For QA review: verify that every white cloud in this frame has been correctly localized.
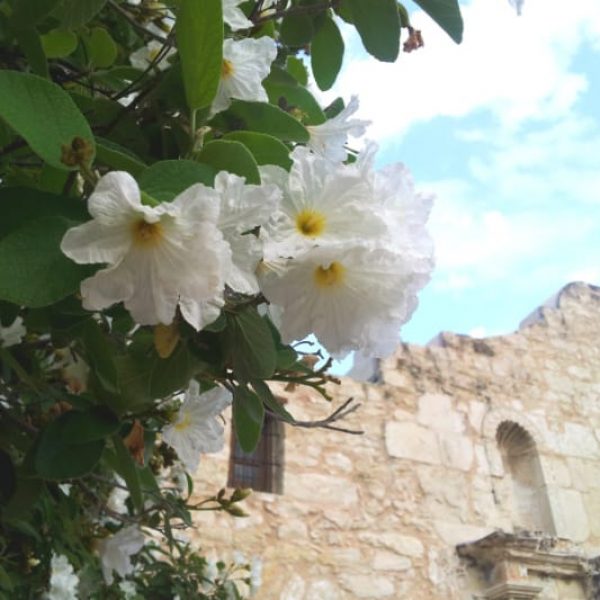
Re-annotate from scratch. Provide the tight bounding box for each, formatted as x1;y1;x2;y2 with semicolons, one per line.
327;0;600;141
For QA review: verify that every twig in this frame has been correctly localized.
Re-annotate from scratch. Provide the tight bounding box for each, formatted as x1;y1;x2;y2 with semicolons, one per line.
252;0;339;24
108;0;167;43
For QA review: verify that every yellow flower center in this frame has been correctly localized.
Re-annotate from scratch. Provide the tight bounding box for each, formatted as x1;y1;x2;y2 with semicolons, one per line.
314;261;346;288
295;209;326;237
222;59;235;79
132;219;164;247
148;47;160;61
174;411;192;432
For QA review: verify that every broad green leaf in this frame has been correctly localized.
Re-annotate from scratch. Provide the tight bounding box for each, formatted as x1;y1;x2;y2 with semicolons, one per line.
0;71;95;170
233;386;264;453
58;406;120;443
264;81;326;125
411;0;463;43
139;160;216;202
0;449;16;504
251;380;294;422
344;0;400;62
82;320;119;393
2;476;43;520
176;0;223;111
311;16;344;91
41;29;78;58
96;137;147;178
286;56;308;85
0;216;93;308
280;14;314;46
225;307;277;382
14;27;48;78
112;434;143;512
150;342;200;398
11;0;62;27
197;140;260;184
82;27;117;69
0;187;88;239
34;415;105;479
0;563;13;591
227;100;309;142
223;131;292;170
53;0;108;28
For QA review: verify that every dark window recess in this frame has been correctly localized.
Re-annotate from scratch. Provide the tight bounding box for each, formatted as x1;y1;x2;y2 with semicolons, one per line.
227;413;284;494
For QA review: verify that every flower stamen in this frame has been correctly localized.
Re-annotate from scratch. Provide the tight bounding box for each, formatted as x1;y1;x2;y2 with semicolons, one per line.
174;411;193;432
132;220;164;246
296;209;326;237
314;261;346;288
221;59;235;79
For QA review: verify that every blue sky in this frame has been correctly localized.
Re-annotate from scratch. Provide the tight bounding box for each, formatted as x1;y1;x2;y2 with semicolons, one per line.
323;0;600;361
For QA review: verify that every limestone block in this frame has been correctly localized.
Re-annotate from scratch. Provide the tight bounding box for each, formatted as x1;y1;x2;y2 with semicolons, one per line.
583;490;600;538
433;521;494;546
324;452;353;473
438;433;474;472
305;580;340;600
280;574;306;600
339;574;395;598
285;473;358;506
548;487;590;542
539;456;572;487
277;520;308;540
385;421;441;464
567;457;600;491
468;401;487;432
358;531;424;557
417;393;465;433
417;465;469;511
559;423;600;459
372;551;412;571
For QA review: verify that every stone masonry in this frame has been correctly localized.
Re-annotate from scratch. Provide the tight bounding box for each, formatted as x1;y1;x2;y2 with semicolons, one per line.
191;282;600;599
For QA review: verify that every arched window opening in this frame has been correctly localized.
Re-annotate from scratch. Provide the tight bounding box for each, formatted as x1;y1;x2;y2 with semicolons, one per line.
496;421;555;534
227;413;285;494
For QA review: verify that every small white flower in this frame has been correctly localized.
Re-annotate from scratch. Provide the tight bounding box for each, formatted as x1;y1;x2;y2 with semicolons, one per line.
99;526;145;585
260;147;386;257
223;0;253;30
58;484;72;496
162;381;232;473
118;580;137;599
130;40;175;71
213;171;281;294
55;349;89;394
61;172;231;331
260;244;431;357
211;37;277;116
306;96;370;162
0;316;25;347
47;553;79;600
249;557;262;595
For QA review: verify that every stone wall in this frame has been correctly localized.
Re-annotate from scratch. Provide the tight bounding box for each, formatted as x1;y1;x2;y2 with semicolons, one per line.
190;282;600;599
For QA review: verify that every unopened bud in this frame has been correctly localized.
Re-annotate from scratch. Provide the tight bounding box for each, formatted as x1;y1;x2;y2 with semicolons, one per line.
154;322;180;358
227;505;249;518
231;487;252;503
60;136;94;168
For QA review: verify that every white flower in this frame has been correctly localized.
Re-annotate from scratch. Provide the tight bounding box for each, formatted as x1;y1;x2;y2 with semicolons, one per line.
223;0;253;30
249;557;262;595
260;147;386;258
0;316;25;347
47;553;79;600
61;172;230;331
99;526;145;585
55;349;89;394
260;244;431;357
211;37;277;116
306;96;370;162
162;381;232;473
118;581;137;599
213;171;281;294
130;40;175;71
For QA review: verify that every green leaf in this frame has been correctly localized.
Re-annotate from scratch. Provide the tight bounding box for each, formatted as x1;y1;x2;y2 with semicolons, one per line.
0;187;88;239
226;100;309;142
233;386;264;453
280;14;314;46
14;27;48;78
150;342;199;398
82;27;117;69
82;320;119;393
0;216;93;308
176;0;223;111
112;434;143;513
311;16;344;91
197;140;260;184
411;0;463;43
58;406;120;443
264;80;326;125
0;71;95;170
53;0;108;28
95;137;147;178
139;160;216;202
286;56;308;85
0;563;13;591
34;416;105;479
344;0;400;62
225;307;277;382
12;0;62;27
223;131;292;170
2;476;43;520
251;379;294;422
0;449;16;505
41;29;78;58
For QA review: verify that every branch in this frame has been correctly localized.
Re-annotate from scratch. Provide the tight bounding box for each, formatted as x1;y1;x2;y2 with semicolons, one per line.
108;0;167;43
252;0;339;24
